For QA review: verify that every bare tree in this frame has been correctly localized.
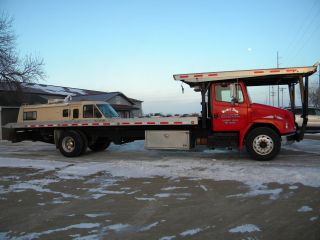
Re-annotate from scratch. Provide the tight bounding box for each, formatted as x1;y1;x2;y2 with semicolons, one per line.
309;87;320;107
0;14;45;89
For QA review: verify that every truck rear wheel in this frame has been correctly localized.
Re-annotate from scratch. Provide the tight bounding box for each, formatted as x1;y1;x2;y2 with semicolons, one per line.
89;138;111;152
58;130;84;157
246;127;281;161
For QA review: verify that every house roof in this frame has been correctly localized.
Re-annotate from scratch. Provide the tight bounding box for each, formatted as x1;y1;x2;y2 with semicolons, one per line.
111;104;139;110
0;82;105;96
0;82;143;104
71;92;135;105
129;97;143;103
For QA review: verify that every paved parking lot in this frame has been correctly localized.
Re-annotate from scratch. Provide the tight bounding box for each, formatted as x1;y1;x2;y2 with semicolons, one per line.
0;138;320;240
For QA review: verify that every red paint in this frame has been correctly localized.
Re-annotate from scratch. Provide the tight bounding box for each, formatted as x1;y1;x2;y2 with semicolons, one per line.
180;75;188;78
270;70;280;73
147;122;155;124
194;74;203;78
254;70;264;74
134;122;143;125
211;82;295;149
160;122;169;124
121;122;130;125
286;69;296;72
208;73;218;76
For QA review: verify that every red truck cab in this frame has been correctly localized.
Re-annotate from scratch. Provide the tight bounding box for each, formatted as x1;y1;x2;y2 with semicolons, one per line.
211;81;295;157
174;64;317;160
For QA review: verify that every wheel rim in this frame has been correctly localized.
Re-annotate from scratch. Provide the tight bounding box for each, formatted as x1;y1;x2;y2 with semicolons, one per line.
62;136;76;153
252;134;274;155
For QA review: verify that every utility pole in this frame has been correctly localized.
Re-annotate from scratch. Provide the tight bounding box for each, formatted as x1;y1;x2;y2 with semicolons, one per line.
271;86;275;106
277;51;280;107
280;87;285;107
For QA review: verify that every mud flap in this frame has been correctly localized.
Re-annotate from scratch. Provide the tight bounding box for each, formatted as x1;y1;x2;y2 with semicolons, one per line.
54;129;63;149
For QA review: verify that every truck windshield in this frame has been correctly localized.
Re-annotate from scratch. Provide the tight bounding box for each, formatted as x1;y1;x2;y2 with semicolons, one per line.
97;104;119;118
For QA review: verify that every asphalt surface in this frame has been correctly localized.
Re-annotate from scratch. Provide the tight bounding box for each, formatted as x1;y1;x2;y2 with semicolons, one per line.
0;137;319;240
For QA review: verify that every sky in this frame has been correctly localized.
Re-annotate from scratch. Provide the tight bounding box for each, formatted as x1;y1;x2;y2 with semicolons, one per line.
2;0;320;114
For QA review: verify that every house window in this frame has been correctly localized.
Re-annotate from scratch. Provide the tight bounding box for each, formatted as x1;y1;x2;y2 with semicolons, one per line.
73;109;79;118
62;109;69;117
23;111;37;120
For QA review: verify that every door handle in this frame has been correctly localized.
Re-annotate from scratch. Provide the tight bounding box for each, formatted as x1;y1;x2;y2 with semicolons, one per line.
213;113;218;119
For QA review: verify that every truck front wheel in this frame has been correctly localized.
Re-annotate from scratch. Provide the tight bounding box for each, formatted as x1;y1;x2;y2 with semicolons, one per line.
246;127;281;161
58;130;84;157
89;138;111;152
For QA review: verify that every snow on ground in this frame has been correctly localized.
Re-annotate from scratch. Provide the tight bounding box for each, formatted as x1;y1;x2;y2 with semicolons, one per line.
0;153;320;196
297;206;313;212
0;158;69;171
13;223;100;239
229;224;261;233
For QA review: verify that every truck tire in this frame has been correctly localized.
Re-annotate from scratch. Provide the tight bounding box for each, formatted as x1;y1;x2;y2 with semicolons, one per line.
246;127;281;161
58;130;84;157
89;138;111;152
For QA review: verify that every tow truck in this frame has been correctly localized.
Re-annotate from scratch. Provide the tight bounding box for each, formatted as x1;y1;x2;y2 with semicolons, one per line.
3;63;318;160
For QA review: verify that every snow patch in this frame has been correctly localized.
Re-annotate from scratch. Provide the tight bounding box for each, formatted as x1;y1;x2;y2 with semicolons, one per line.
85;213;110;218
228;187;283;200
159;236;176;240
1;179;77;199
199;185;208;192
155;193;191;198
103;223;130;233
73;234;99;240
18;223;100;239
229;224;261;233
180;228;203;236
161;186;188;191
139;222;159;232
297;206;313;212
310;216;318;221
289;185;299;190
135;197;156;201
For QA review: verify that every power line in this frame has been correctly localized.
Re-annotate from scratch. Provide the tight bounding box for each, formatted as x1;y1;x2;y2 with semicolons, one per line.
287;5;320;60
291;20;320;61
284;0;318;56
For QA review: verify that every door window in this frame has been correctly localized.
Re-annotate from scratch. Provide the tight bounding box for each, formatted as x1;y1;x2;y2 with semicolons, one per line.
62;109;69;118
23;111;37;120
215;84;244;103
73;109;79;118
83;105;102;118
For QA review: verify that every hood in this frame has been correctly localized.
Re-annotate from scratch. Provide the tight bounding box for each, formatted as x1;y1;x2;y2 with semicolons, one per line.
251;103;295;128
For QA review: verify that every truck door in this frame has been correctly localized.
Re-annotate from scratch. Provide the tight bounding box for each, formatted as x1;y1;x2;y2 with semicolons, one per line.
211;82;248;132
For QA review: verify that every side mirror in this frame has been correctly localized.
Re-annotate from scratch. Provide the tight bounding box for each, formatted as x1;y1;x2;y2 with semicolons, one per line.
231;97;238;106
230;84;238;105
